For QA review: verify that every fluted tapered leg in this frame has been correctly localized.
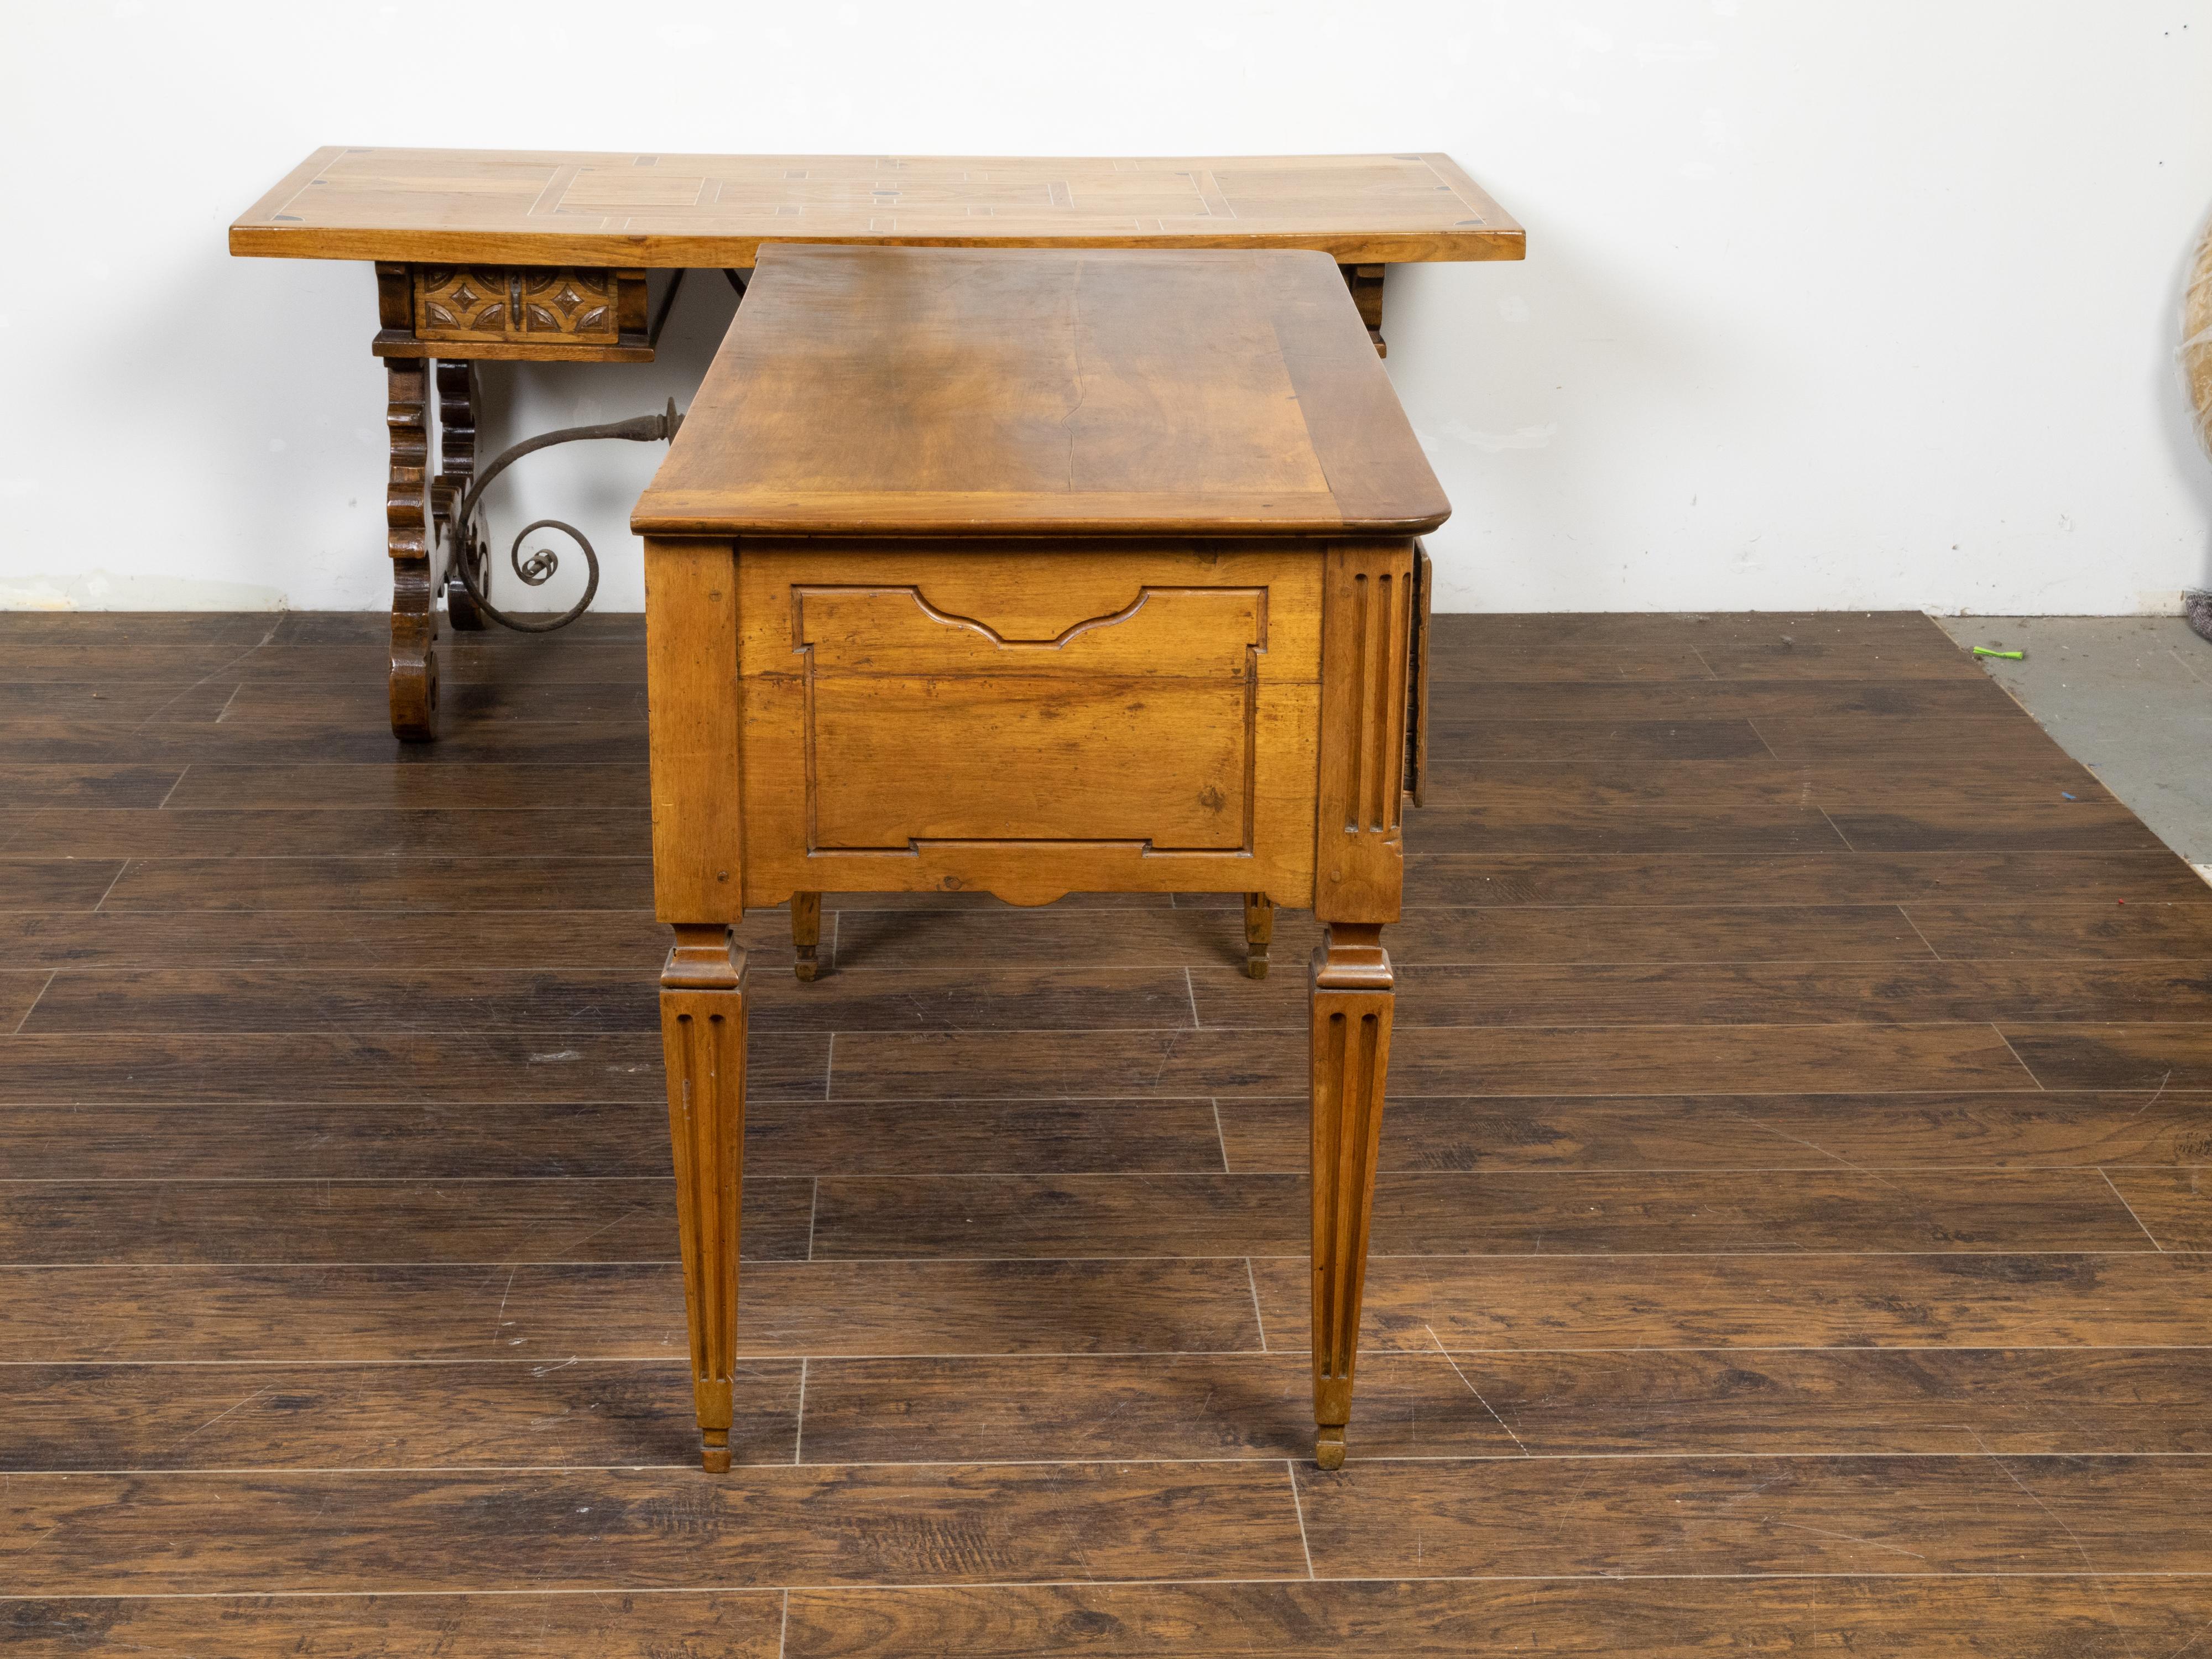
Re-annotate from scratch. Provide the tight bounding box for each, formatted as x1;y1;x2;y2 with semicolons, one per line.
660;924;747;1472
1309;923;1393;1470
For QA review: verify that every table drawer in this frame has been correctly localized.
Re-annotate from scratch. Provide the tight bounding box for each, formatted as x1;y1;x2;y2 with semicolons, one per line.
733;544;1322;906
415;267;630;341
373;264;655;363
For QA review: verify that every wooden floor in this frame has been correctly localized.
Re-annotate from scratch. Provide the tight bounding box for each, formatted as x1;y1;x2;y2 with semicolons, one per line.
3;609;2211;1655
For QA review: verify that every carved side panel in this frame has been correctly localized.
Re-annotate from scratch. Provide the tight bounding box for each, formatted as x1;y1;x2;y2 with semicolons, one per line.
733;544;1323;907
1313;541;1415;922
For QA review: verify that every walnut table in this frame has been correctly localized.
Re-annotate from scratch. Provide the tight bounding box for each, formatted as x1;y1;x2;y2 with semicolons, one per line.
630;243;1448;1471
229;148;1518;739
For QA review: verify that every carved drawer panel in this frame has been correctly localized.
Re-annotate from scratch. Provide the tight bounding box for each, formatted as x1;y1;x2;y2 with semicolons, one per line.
415;267;620;342
733;545;1323;907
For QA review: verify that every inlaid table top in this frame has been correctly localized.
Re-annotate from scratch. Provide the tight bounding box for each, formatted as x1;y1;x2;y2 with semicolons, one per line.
630;244;1449;540
229;148;1524;267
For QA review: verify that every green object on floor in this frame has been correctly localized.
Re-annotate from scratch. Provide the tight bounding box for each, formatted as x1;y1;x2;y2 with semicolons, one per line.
1972;647;2025;660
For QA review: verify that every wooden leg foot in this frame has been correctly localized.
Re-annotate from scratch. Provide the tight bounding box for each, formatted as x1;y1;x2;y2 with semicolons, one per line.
388;633;437;742
1311;923;1393;1474
1242;891;1274;979
661;924;747;1475
445;581;486;632
791;891;821;981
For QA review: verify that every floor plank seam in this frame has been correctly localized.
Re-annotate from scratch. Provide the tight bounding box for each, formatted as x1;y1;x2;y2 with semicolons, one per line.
26;1160;2209;1180
1968;1427;2143;1640
127;640;275;733
792;1358;807;1466
88;859;132;912
24;951;2212;972
10;970;53;1035
5;1085;2210;1106
14;1341;2212;1367
1989;1025;2052;1091
2100;1170;2166;1251
1423;1322;1530;1456
13;1571;2212;1603
3;1246;2202;1266
1286;1459;1316;1579
17;1452;2212;1478
1892;905;1946;959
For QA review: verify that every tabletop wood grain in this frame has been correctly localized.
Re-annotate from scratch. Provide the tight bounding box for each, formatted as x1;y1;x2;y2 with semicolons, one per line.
630;245;1449;538
229;148;1524;266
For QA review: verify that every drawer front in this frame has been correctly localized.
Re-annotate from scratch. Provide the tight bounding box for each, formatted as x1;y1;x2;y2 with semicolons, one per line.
735;545;1321;907
413;267;626;343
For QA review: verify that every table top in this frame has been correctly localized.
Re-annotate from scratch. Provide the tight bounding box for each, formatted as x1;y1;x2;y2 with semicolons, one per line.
229;148;1522;267
630;244;1449;541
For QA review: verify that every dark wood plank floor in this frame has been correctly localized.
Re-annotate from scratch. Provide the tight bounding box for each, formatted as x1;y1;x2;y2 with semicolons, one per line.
4;609;2210;1656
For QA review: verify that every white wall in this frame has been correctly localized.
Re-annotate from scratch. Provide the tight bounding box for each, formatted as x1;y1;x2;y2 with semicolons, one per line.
3;1;2209;616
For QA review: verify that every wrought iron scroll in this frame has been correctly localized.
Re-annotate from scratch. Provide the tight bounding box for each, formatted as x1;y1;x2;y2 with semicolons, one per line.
441;400;684;633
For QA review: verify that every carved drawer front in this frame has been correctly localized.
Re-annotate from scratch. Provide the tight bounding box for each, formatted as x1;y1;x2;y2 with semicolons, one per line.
414;268;620;342
735;547;1323;907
